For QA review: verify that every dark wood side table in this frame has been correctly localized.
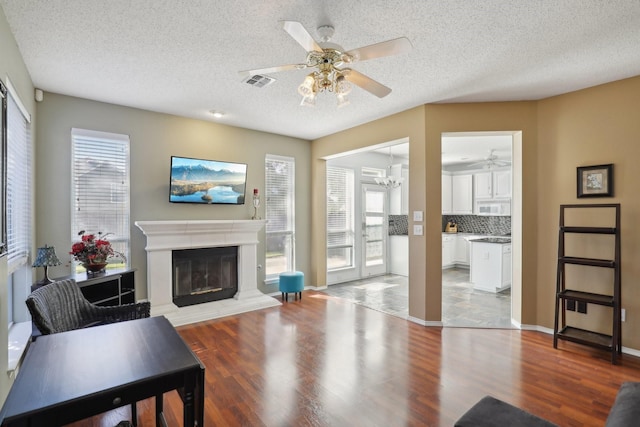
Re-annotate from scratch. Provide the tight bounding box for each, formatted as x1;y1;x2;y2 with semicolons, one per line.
33;268;136;306
0;316;205;426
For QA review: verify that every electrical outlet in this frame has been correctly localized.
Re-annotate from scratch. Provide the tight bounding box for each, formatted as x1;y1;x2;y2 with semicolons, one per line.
622;308;626;322
577;301;587;314
566;300;576;311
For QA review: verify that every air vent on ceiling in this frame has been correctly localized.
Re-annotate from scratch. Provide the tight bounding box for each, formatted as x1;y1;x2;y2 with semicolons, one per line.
243;74;276;88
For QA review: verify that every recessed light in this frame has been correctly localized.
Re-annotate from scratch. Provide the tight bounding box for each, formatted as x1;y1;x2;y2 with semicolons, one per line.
209;110;224;118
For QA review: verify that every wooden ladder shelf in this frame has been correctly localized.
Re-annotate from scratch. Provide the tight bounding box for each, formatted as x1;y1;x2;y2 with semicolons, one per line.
553;203;621;364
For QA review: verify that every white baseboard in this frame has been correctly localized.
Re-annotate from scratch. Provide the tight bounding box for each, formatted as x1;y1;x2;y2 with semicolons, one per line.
519;324;640;357
408;316;443;327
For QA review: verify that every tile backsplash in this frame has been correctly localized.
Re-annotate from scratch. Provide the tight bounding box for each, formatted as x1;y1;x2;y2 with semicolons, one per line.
388;215;408;235
442;215;511;235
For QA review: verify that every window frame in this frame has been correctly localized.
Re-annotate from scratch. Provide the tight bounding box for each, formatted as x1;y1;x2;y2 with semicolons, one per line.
326;166;355;271
6;83;32;275
4;78;33;333
265;154;295;280
0;80;7;257
71;128;131;271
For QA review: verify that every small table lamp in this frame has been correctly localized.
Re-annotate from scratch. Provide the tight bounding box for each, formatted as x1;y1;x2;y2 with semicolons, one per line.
32;245;62;285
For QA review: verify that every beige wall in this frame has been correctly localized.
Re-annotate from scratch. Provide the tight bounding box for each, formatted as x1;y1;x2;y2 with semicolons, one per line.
312;103;538;323
0;6;35;402
537;76;640;349
424;102;538;324
312;78;640;351
312;106;429;319
35;93;311;299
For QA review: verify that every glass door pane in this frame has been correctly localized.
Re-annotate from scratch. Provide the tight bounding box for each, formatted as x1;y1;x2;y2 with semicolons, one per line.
362;184;387;276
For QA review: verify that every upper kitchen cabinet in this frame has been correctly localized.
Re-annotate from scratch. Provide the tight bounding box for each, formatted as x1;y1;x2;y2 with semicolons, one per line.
442;173;452;214
451;174;473;214
442;172;472;215
493;170;511;198
474;172;492;199
473;170;511;200
390;164;409;215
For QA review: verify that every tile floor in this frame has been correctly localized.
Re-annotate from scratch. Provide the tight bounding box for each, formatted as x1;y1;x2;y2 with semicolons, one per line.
320;267;513;328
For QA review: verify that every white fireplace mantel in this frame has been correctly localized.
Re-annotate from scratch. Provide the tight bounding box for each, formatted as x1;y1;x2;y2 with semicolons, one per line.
135;219;280;326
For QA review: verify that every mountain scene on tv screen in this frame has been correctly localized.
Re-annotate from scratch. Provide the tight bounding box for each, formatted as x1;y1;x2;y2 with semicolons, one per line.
170;161;246;204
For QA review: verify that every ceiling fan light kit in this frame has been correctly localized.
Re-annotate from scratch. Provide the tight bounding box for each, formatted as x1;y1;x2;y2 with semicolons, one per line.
240;21;412;107
297;68;353;108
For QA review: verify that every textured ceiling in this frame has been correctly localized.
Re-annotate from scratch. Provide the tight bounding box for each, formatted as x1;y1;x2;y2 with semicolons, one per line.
2;1;640;140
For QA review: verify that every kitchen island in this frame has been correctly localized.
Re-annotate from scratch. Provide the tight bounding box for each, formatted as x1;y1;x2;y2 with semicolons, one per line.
469;237;511;293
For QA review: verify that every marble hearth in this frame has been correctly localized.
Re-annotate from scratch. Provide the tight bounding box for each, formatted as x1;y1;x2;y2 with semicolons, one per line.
135;220;280;326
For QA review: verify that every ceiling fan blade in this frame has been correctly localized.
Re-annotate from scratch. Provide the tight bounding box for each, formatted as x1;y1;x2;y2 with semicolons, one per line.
281;21;323;53
239;63;306;77
346;37;412;62
467;159;511;168
342;69;392;98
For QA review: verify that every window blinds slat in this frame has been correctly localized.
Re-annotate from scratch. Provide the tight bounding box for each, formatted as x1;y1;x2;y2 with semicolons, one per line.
265;155;295;277
265;157;295;233
326;166;355;270
71;130;131;265
6;93;31;272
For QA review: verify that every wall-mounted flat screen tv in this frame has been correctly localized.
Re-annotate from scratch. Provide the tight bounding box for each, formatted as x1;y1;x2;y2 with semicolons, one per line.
170;156;247;205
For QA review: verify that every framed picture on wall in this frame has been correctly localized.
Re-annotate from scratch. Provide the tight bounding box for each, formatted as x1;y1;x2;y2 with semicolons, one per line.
577;163;614;198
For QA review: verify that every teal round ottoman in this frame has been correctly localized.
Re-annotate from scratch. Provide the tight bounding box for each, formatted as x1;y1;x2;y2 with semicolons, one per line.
279;271;304;302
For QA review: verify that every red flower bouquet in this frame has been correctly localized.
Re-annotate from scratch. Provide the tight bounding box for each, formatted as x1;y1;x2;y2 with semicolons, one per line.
70;231;115;269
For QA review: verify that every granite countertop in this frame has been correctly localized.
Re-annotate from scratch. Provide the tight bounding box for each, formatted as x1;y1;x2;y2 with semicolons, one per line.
470;237;511;244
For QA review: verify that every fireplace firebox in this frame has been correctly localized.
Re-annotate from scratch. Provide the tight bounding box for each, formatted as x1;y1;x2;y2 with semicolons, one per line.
172;246;238;307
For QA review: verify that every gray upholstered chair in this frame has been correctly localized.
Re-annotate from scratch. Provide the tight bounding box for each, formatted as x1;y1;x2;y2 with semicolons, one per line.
26;279;150;336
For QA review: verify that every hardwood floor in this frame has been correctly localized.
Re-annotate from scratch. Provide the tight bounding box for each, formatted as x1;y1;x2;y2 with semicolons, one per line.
67;291;640;426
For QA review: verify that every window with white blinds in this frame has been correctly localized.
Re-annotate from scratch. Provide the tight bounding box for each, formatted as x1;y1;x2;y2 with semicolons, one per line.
6;91;32;273
327;166;355;271
0;81;6;257
71;128;130;269
265;154;295;278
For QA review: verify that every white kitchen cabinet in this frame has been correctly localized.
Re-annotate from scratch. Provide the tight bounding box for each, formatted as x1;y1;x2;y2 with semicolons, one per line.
474;172;492;199
442;234;455;268
493;170;511;198
442;173;452;214
401;167;409;214
473;170;511;200
453;234;470;265
390;164;409;215
501;245;512;288
389;164;409;215
470;241;512;292
389;235;408;276
451;174;473;214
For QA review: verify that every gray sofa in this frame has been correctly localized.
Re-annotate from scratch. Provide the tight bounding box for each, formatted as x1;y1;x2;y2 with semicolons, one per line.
455;382;640;427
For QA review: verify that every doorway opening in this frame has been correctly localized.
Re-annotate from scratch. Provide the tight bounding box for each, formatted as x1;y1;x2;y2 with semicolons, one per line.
322;138;410;319
441;131;522;328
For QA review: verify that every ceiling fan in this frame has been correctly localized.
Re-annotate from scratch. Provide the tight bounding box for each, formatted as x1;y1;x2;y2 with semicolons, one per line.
239;21;412;106
469;149;512;169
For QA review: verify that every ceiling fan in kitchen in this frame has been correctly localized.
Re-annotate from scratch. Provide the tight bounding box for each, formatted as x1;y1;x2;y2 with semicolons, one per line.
469;149;512;169
239;21;412;107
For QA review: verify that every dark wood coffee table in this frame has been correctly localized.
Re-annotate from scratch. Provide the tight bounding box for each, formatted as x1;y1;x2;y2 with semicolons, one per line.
0;316;204;426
